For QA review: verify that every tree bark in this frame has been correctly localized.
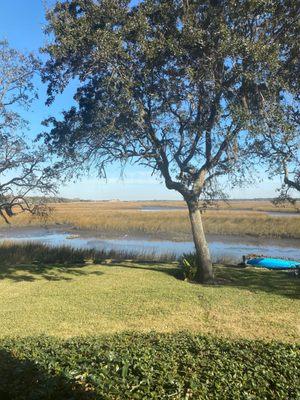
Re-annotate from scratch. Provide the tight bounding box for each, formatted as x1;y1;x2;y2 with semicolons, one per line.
187;201;214;283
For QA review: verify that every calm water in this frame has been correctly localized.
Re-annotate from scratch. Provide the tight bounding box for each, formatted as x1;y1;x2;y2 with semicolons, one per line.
1;229;299;262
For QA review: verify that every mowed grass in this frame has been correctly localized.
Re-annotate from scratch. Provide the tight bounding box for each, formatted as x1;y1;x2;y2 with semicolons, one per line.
1;257;299;342
1;200;300;239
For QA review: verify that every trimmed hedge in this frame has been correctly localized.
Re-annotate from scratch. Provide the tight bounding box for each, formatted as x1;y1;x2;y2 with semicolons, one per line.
0;333;299;399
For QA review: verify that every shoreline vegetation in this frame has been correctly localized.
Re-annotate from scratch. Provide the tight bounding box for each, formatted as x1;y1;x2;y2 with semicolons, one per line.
0;242;177;265
1;200;300;240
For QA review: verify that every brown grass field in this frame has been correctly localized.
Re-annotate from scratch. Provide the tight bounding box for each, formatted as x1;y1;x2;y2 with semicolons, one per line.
1;200;300;240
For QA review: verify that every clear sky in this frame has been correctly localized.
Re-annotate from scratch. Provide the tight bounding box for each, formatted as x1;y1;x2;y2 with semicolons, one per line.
1;0;283;200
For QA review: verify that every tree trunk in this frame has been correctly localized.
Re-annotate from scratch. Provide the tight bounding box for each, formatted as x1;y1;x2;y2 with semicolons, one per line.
187;201;214;283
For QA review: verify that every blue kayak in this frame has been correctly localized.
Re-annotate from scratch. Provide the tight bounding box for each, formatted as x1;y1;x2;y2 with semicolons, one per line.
246;257;300;270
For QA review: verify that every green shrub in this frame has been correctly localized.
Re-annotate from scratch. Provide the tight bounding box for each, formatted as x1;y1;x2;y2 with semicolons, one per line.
0;333;298;400
180;252;198;281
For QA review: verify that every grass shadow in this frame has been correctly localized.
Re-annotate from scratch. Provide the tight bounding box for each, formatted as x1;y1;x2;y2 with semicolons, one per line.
0;242;176;282
104;260;184;280
214;265;300;300
0;262;104;282
104;260;299;300
0;349;95;399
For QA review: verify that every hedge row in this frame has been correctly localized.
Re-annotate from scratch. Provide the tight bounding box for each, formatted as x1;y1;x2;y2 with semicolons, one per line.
0;333;299;399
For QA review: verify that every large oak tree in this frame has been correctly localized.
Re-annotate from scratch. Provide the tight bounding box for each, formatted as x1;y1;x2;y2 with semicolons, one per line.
42;0;298;282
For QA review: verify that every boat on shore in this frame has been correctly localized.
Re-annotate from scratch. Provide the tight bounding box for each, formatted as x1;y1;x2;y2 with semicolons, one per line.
246;257;300;270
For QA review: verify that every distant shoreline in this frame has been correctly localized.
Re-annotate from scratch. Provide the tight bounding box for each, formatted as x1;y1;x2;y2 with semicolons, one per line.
1;200;299;240
1;224;300;249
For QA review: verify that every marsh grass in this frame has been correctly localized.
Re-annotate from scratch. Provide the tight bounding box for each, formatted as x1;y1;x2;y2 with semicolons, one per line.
0;243;298;341
1;200;300;239
0;242;88;265
0;242;176;266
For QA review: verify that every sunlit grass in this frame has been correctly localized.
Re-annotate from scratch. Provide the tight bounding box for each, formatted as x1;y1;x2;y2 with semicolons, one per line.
0;249;298;342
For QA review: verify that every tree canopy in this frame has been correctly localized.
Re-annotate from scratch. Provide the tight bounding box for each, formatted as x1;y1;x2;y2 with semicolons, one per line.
42;0;299;282
0;41;56;222
255;102;299;204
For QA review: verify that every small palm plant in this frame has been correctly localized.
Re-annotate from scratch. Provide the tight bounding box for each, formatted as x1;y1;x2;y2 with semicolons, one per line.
180;253;199;281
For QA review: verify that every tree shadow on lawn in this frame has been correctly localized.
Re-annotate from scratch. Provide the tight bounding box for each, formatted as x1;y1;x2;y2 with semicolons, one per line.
105;260;184;280
2;258;298;300
106;261;299;300
0;262;104;283
0;349;95;400
213;265;300;300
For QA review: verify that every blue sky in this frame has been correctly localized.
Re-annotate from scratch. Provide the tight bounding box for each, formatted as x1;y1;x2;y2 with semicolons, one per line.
1;0;282;200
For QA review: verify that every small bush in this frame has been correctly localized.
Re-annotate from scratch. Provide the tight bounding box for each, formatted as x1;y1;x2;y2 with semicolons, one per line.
0;333;298;400
180;252;198;280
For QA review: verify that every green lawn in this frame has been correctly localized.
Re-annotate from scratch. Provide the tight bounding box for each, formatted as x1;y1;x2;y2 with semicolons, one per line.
0;259;299;342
